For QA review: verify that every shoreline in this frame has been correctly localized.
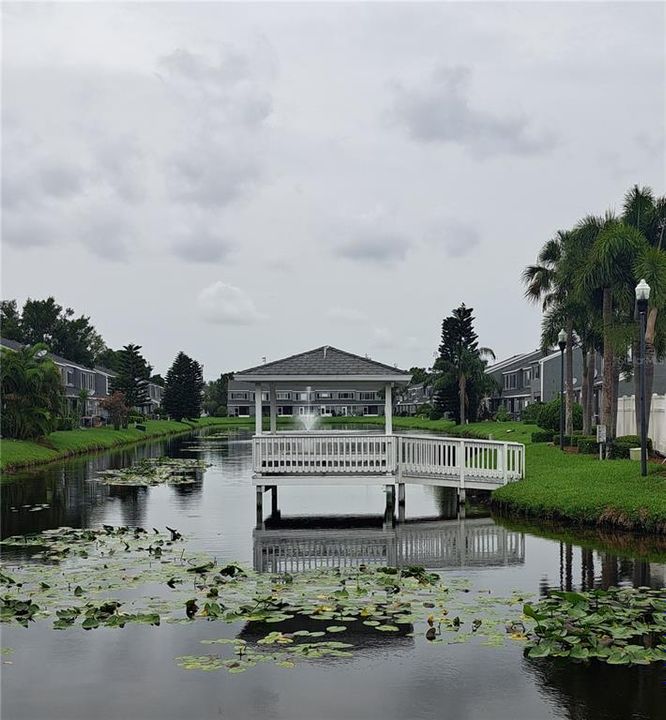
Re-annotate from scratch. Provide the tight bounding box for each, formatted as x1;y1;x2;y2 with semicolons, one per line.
0;417;255;474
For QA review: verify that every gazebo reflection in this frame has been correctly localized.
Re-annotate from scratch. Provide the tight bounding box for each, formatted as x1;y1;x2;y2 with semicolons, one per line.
252;514;526;573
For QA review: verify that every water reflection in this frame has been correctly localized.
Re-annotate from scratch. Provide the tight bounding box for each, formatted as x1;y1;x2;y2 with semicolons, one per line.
253;515;525;573
2;427;666;720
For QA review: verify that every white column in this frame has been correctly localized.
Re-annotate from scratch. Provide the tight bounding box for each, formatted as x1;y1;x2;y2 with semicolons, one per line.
269;384;277;433
385;383;393;435
254;383;263;435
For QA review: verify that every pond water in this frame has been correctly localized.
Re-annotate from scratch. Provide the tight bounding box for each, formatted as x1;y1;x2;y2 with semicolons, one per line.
1;427;665;720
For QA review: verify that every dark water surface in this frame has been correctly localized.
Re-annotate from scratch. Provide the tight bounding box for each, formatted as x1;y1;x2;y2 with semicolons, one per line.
1;427;665;720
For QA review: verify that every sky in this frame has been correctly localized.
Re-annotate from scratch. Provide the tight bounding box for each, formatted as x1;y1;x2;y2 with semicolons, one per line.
2;1;664;379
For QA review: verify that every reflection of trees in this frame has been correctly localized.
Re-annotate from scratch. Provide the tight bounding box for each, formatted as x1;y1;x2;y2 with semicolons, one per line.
525;656;665;720
107;485;148;528
171;468;204;498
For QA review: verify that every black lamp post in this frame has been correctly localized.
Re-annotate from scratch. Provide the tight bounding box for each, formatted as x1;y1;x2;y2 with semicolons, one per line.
635;279;650;477
558;329;567;450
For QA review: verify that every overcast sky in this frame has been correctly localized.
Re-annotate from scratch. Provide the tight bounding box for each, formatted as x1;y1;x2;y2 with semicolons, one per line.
2;1;664;378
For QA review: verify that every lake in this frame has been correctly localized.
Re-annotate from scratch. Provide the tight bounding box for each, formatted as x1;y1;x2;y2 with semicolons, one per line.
1;427;664;720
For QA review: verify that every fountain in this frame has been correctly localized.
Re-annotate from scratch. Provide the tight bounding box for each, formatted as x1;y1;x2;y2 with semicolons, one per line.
300;385;319;432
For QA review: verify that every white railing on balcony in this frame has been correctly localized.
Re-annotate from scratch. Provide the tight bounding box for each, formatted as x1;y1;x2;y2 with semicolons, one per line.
398;435;524;483
253;433;524;484
253;433;396;475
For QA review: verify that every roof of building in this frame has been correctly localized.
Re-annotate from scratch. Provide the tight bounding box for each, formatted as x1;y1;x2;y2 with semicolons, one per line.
234;345;411;382
486;349;543;374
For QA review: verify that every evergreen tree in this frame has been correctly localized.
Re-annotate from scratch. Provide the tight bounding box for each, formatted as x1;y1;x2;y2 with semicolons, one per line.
163;352;205;421
433;304;495;424
202;372;233;416
111;344;151;409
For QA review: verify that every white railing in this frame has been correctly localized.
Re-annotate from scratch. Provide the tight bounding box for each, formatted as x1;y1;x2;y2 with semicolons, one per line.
253;433;396;474
398;435;524;484
252;433;524;484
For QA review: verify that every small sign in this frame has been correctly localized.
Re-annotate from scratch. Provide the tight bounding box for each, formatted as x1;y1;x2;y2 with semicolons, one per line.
596;425;607;444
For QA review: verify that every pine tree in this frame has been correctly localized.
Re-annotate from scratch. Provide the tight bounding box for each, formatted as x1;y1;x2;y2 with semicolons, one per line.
111;344;150;409
163;352;205;421
433;304;495;424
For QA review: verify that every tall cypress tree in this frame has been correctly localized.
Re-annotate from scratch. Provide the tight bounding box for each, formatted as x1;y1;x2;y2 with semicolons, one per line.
163;352;204;421
111;344;150;409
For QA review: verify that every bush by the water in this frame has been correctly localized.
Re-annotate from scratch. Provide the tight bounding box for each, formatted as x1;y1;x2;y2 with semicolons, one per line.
536;398;583;433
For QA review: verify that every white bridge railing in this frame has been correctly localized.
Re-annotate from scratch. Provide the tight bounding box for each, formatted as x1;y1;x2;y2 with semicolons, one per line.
252;433;524;484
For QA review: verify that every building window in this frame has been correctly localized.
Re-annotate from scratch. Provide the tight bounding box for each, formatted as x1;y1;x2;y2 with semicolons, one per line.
237;406;250;417
230;392;248;400
65;369;75;387
523;369;531;385
277;406;293;416
363;405;379;416
534;364;541;379
81;373;95;391
316;392;332;400
337;391;354;400
276;392;291;400
359;392;376;401
297;392;310;401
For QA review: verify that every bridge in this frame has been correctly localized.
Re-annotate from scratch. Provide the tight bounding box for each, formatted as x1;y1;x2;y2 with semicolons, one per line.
253;515;526;573
253;433;524;525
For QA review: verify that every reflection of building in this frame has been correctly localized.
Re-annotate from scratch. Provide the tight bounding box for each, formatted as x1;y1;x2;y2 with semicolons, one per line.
253;516;525;573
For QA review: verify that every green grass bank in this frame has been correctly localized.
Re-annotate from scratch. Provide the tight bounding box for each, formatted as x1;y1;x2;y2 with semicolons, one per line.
0;417;254;473
328;416;666;534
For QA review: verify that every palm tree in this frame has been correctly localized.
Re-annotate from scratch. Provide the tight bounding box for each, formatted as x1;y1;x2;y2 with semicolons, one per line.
523;230;579;435
1;343;63;439
578;213;647;442
623;186;666;430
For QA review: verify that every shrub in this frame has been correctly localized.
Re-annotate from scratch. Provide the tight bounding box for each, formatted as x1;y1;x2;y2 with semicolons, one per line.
551;433;583;447
531;430;553;443
213;405;228;417
56;416;77;431
607;435;653;460
521;402;543;425
537;398;583;432
494;406;511;422
577;435;599;454
128;412;144;424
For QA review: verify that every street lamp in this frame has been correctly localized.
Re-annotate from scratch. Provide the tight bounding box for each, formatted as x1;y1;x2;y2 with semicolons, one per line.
636;279;651;477
558;329;567;451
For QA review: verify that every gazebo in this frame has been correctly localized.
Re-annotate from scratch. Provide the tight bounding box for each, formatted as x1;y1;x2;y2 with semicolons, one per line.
233;345;525;526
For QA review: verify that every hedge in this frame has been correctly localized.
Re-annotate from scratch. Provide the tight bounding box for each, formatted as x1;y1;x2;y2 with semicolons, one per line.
531;430;553;443
608;435;653;460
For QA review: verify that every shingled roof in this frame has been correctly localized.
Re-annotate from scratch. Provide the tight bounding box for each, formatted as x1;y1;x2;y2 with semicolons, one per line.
234;346;410;382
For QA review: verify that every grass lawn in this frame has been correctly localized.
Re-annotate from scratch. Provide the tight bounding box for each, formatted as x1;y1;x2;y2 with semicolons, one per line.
331;416;666;534
0;417;254;473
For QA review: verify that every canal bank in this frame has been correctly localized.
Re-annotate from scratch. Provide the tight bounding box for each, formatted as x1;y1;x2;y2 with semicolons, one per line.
324;417;666;536
0;417;254;473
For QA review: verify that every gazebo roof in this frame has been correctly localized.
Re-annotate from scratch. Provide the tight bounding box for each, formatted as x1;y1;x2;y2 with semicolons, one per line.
234;345;411;383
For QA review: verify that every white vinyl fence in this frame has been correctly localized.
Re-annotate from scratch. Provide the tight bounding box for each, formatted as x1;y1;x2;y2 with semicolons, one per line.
616;394;666;454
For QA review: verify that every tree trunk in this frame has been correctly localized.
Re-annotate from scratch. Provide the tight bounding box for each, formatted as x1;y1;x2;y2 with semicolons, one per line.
601;287;615;441
565;319;574;435
581;348;589;435
586;347;596;431
645;306;657;435
611;359;620;441
459;373;466;426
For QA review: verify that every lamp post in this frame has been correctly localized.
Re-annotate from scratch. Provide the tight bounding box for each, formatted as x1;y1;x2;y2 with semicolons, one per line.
558;329;567;450
635;279;650;477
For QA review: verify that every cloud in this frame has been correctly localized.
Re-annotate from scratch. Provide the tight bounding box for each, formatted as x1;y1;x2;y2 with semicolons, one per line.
424;219;481;258
172;226;234;263
326;306;368;323
370;327;419;355
77;206;132;261
391;65;556;157
198;282;266;325
331;209;410;265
